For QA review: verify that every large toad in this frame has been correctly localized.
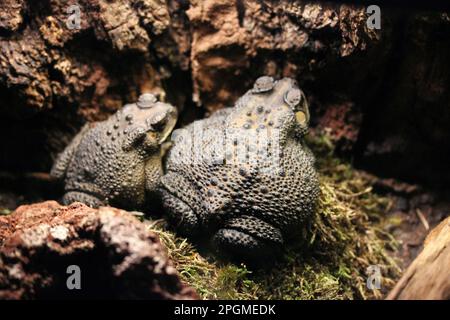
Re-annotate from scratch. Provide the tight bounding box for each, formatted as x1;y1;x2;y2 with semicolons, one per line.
51;93;177;210
160;77;319;261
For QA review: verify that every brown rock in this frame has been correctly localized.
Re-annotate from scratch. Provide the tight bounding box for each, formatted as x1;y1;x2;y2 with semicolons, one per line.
0;0;24;32
187;0;379;111
387;216;450;300
0;0;171;119
0;201;198;299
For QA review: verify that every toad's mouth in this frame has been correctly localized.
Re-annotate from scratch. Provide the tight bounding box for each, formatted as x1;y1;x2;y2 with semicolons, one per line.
159;113;178;143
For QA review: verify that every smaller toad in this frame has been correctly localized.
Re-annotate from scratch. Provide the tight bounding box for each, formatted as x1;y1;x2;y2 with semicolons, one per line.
51;93;178;210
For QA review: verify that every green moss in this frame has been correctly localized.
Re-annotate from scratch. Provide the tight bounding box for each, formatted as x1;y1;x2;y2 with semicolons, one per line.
147;131;401;300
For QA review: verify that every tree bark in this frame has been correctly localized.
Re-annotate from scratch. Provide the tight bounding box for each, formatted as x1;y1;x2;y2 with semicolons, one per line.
387;216;450;300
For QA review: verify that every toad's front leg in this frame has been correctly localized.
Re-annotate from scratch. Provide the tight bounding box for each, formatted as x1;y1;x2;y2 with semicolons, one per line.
62;191;104;208
212;215;284;263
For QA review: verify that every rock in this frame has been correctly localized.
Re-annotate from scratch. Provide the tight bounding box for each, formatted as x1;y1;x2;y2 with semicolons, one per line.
387;216;450;300
0;0;172;119
0;201;198;299
0;0;24;32
187;0;379;111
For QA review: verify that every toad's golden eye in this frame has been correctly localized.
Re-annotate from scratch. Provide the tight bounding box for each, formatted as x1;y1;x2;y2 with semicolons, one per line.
295;111;307;125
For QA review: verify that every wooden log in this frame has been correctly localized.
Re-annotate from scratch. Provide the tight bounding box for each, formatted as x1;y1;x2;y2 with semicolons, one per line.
387;216;450;300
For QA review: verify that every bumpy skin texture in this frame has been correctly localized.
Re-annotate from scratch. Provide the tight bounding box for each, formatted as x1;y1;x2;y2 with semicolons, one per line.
160;77;319;262
51;94;177;210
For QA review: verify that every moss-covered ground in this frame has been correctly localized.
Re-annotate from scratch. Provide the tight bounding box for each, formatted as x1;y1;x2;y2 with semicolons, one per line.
147;131;401;300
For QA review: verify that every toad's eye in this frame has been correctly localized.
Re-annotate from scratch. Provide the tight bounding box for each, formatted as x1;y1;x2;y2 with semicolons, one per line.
147;113;168;131
284;88;302;107
295;111;307;126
